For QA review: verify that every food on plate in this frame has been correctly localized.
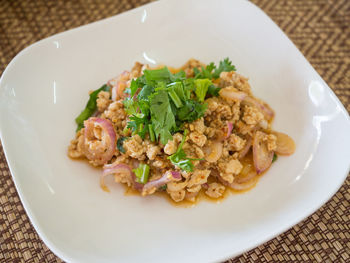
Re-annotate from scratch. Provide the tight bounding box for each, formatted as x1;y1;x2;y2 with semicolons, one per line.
68;58;295;203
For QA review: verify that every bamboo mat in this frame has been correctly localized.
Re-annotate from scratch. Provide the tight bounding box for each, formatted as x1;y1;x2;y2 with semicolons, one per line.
0;0;349;262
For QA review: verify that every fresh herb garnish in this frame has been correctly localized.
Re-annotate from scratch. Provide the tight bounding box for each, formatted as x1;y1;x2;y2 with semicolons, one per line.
207;84;221;97
194;57;236;80
194;79;212;102
133;163;150;184
123;58;236;145
168;130;195;172
159;185;167;191
75;84;110;131
272;153;278;163
117;137;128;153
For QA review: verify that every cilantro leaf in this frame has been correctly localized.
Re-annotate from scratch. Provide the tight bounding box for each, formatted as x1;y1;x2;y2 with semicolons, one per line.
137;85;154;101
207;84;221;97
194;79;211;102
168;130;194;172
123;97;139;115
149;88;176;144
127;114;149;139
212;58;236;79
177;100;207;122
144;67;173;85
193;58;236;80
117;137;128;153
194;63;216;79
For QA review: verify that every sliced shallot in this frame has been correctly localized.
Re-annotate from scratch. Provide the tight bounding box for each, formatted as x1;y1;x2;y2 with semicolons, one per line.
142;171;181;196
243;96;274;120
218;172;258;191
219;87;247;102
83;117;116;165
238;136;252;159
253;131;274;174
235;170;257;184
108;71;130;101
204;141;223;163
225;122;233;139
229;178;258;191
272;131;296;155
101;163;132;192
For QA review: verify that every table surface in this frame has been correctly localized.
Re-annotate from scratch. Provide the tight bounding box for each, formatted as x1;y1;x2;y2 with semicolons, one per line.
0;0;349;262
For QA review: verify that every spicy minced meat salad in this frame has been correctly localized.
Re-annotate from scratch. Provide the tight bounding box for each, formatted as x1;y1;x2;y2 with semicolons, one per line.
68;58;295;203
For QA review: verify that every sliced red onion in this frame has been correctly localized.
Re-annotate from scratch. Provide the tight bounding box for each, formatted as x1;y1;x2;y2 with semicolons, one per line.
101;163;132;192
228;179;258;191
204;141;223;163
234;171;257;184
224;122;233;140
243;97;274;120
253;131;274;174
83;117;116;165
219;88;247;101
142;171;181;196
109;71;131;101
217;173;258;191
111;81;127;101
238;137;252;159
272;131;296;155
202;183;209;189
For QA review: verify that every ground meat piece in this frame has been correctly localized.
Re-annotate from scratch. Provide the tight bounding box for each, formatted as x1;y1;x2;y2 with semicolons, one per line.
219;71;252;95
114;172;132;187
123;135;145;160
164;140;177;155
225;158;243;175
231;101;241;123
187;184;201;193
205;127;216;138
168;189;186;202
192;118;205;133
181;59;205;77
173;133;183;143
227;134;246;151
130;62;143;78
216;103;232;119
163;133;183;155
242;105;264;125
189;131;207;147
167;181;188;192
205;183;225;198
235;120;256;136
263;133;277;151
146;144;160;160
96;91;111;112
104;101;127;130
152;158;167;168
205;97;219;114
194;145;205;159
181;171;191;179
218;158;243;183
68;130;84;158
187;169;211;187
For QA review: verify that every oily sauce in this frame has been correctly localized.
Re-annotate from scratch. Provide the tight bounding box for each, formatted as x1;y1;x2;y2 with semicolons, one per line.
123;152;267;208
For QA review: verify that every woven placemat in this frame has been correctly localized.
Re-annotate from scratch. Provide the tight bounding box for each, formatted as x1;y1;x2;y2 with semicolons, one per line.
0;0;349;262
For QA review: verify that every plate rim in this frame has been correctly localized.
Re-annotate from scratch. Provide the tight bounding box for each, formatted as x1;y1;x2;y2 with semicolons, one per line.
0;0;349;262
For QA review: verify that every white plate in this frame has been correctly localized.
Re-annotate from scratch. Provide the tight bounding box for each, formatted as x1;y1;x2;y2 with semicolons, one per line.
0;0;349;262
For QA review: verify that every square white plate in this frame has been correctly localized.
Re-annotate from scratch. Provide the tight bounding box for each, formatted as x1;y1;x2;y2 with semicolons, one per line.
0;0;349;262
